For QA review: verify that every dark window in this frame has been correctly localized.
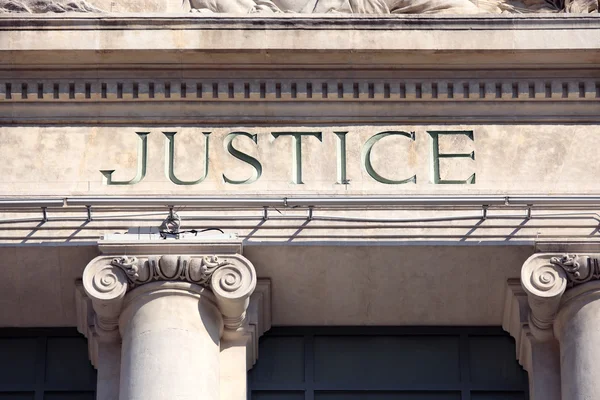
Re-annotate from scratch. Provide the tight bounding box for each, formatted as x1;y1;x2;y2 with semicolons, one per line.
248;327;528;400
0;329;96;400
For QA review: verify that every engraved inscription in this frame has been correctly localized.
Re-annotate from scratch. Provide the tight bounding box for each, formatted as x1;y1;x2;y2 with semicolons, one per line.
100;129;476;186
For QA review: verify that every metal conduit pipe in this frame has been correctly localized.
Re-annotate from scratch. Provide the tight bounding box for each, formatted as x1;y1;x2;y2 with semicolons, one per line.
285;196;508;207
0;210;600;230
510;196;600;205
66;197;285;207
64;195;509;207
0;199;64;208
61;195;600;208
3;195;600;210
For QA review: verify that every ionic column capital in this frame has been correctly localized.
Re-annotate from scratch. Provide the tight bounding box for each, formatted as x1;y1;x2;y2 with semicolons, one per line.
84;253;256;329
521;252;600;341
76;252;259;368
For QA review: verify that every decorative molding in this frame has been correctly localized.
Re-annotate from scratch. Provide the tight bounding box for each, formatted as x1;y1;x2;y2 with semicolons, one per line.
1;79;599;103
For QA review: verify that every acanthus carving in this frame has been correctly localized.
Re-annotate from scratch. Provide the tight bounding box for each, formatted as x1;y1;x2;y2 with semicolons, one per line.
550;254;600;287
110;254;230;288
82;253;257;337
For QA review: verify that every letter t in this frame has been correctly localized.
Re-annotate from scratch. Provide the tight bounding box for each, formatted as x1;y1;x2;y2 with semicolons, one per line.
271;132;323;184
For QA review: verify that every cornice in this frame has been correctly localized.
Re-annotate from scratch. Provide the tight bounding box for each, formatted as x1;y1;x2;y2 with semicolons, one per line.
2;14;600;56
3;16;599;71
1;14;600;31
2;14;598;122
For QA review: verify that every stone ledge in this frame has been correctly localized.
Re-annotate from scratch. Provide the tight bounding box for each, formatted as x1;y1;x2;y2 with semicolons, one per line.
1;14;600;55
2;13;600;30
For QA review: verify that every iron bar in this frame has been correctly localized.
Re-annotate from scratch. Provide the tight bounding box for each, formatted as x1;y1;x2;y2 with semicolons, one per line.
0;211;599;227
67;197;285;208
0;199;63;208
61;195;600;209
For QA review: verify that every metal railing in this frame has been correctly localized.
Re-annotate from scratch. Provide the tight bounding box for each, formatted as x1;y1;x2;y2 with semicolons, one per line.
0;195;600;242
0;195;600;231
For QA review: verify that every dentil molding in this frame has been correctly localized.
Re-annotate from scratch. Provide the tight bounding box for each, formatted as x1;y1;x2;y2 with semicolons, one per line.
2;79;598;103
3;78;599;123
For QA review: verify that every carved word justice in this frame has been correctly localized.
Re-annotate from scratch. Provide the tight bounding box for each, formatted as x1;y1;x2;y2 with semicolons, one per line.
100;130;475;186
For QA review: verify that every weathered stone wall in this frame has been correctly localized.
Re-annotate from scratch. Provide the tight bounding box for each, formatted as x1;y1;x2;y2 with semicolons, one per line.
0;125;598;195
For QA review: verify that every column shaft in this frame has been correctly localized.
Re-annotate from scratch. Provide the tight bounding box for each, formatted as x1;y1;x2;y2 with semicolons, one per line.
528;340;560;400
118;282;223;400
96;342;121;400
555;282;600;400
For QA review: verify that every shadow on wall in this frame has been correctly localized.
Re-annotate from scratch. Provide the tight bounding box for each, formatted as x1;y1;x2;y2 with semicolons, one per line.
1;209;600;244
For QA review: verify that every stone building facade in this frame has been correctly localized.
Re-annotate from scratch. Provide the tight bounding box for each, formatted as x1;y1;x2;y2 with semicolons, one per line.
1;4;600;400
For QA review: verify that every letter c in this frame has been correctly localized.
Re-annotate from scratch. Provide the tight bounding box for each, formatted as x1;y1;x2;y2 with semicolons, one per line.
361;131;417;184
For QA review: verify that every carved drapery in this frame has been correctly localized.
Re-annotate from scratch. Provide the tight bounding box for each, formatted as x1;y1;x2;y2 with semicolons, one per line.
188;0;598;13
2;0;597;13
0;0;101;12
